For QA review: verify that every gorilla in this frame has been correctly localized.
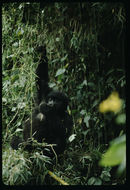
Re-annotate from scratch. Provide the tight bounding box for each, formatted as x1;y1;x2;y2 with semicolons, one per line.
11;45;73;157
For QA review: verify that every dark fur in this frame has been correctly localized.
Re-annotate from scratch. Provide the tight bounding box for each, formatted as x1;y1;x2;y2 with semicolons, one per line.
11;45;73;156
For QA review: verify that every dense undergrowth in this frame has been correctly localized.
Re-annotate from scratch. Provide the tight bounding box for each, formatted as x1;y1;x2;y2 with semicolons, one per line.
2;2;126;185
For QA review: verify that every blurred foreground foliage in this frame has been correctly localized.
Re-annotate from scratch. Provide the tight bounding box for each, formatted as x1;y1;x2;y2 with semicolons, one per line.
2;2;126;185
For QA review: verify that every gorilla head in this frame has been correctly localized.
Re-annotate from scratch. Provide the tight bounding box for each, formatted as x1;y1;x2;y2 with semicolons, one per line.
39;91;69;115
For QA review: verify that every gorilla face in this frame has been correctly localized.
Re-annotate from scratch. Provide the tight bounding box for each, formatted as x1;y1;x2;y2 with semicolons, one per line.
39;91;68;115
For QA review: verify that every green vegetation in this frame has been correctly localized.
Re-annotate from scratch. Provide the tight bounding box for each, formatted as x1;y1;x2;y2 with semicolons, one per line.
2;2;126;185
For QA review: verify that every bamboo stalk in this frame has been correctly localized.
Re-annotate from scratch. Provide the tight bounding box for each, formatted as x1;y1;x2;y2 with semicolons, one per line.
48;170;69;185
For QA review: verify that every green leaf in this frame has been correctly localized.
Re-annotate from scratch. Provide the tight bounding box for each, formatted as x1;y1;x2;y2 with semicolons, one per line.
55;68;66;77
115;113;126;125
99;135;126;167
100;170;111;182
82;80;87;86
16;122;22;127
60;55;68;62
92;99;99;108
2;97;7;103
18;102;26;109
12;107;17;112
87;177;102;185
83;115;90;127
110;134;126;145
13;42;19;47
49;82;56;88
68;134;76;142
15;128;23;133
56;37;60;42
80;109;86;115
117;157;126;175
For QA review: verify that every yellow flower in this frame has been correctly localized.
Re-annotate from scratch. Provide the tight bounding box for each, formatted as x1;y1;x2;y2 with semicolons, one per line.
99;92;122;114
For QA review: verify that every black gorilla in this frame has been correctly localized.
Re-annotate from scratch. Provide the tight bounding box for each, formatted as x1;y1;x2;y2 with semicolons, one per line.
11;45;73;156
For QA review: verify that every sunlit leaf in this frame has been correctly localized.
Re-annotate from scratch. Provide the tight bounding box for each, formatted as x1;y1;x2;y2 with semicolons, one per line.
84;115;90;127
49;82;56;88
99;91;122;114
12;107;17;112
55;68;66;77
15;128;23;133
56;37;60;42
80;109;86;115
82;80;87;86
68;134;76;142
17;102;26;109
99;135;126;167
